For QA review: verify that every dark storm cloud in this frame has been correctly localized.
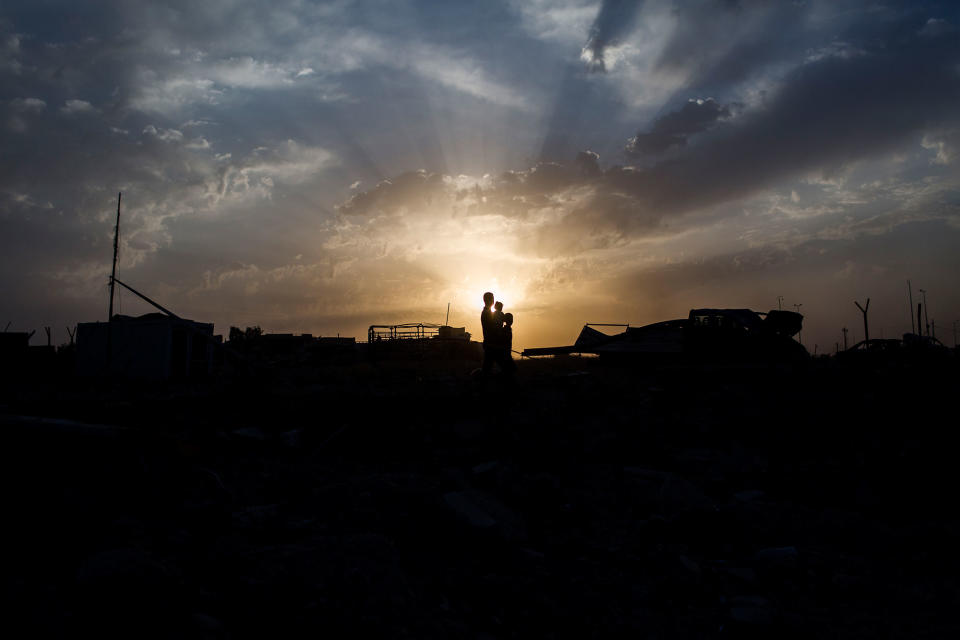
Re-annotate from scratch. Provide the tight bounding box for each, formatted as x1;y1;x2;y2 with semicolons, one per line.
574;150;601;176
346;9;960;250
341;6;960;252
348;2;960;251
652;0;809;91
581;0;644;72
612;23;960;218
625;98;731;156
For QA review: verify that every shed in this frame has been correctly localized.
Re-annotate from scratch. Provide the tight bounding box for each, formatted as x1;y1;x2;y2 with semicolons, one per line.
76;313;214;380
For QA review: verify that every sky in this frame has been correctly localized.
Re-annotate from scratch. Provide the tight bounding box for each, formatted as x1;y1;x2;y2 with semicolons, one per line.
2;0;959;351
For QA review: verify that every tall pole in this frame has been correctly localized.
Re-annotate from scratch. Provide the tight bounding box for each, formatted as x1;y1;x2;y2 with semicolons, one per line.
920;289;929;337
907;280;915;334
109;192;121;321
445;302;450;326
842;327;848;351
777;295;783;311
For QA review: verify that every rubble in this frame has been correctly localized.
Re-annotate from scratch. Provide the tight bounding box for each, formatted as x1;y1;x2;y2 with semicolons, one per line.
2;354;958;637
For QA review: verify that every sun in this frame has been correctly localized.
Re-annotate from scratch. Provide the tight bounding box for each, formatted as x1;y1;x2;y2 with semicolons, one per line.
462;277;524;311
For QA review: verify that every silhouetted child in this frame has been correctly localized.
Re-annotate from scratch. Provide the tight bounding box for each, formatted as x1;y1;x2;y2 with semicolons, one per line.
493;301;504;331
502;313;514;353
500;312;516;375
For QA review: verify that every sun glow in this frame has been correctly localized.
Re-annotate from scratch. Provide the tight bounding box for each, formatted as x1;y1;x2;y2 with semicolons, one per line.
462;277;525;313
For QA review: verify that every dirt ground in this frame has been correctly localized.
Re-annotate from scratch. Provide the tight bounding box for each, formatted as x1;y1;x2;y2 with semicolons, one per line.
2;355;958;638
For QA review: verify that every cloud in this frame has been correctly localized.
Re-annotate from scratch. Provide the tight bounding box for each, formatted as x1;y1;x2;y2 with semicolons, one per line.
2;0;960;347
607;27;960;219
580;0;645;72
922;130;960;165
10;97;45;112
919;17;955;38
60;99;95;114
240;140;336;185
142;124;184;143
510;0;598;46
626;98;732;156
207;56;296;89
410;49;532;111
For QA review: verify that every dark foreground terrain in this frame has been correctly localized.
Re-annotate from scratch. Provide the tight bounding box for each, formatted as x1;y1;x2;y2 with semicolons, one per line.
2;356;958;638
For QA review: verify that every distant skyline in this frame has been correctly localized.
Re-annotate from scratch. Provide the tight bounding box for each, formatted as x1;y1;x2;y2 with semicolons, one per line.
2;1;959;350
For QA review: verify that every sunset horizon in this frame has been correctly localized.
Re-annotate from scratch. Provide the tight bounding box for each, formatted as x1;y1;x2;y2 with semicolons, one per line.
2;1;959;351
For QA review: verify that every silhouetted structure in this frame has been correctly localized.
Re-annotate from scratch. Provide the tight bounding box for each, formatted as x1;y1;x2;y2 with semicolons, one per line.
76;313;215;380
366;322;477;359
227;331;357;367
524;308;807;362
0;331;32;375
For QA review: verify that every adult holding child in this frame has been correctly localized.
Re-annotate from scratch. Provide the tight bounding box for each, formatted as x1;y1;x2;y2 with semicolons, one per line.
479;292;516;379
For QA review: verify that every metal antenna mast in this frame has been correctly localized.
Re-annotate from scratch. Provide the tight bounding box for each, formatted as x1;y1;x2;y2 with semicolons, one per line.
109;192;121;321
855;298;870;346
907;280;915;334
919;289;929;336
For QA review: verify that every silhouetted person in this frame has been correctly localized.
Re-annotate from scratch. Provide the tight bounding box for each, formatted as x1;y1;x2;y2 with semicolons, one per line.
493;301;504;329
499;312;516;376
481;292;498;376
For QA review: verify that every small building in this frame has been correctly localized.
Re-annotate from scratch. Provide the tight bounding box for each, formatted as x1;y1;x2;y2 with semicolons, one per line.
0;332;32;375
76;313;214;380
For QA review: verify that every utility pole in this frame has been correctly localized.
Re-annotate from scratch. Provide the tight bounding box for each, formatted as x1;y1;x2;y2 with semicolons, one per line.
109;192;121;321
777;295;784;311
793;303;802;345
842;327;848;351
920;289;929;336
445;302;450;326
855;298;870;346
907;280;915;334
107;192;121;375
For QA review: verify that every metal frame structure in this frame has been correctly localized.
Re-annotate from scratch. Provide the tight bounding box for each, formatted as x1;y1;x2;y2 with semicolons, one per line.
367;323;443;343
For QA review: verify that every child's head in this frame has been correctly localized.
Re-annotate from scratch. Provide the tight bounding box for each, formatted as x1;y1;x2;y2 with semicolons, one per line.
504;312;513;326
494;301;503;312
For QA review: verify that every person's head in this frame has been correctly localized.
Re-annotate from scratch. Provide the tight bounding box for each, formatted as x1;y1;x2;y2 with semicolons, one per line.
504;312;513;327
494;301;503;312
483;292;494;307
